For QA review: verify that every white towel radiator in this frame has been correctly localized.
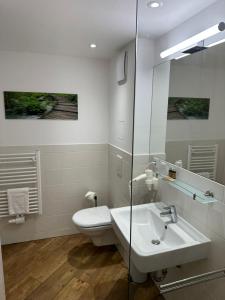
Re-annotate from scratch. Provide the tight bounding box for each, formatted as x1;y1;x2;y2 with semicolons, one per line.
187;144;218;181
0;151;42;217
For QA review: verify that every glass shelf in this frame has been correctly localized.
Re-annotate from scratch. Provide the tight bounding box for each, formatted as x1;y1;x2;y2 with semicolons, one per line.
163;178;217;204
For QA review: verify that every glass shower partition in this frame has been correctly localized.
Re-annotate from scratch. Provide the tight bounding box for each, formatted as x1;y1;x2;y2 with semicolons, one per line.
128;0;166;298
129;1;225;300
128;0;162;298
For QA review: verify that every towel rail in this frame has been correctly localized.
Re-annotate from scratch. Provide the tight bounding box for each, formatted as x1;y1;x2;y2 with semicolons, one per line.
187;144;218;181
0;151;42;217
0;171;37;176
0;177;37;183
0;153;36;157
0;198;38;204
0;187;37;193
160;268;225;294
0;181;37;187
0;174;37;179
0;160;34;164
0;167;36;172
0;156;35;160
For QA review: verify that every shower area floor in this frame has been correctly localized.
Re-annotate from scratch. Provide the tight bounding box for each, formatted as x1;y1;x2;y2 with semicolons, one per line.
2;234;163;300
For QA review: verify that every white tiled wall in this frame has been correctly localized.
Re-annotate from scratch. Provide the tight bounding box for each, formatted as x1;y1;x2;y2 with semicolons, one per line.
108;144;132;208
0;144;109;244
132;154;154;205
1;143;146;244
157;166;225;300
108;144;154;207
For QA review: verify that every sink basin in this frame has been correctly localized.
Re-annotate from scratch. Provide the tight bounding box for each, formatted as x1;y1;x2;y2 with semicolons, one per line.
111;203;211;273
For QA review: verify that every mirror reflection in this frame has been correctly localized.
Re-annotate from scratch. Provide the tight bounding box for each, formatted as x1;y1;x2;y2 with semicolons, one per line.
154;42;225;185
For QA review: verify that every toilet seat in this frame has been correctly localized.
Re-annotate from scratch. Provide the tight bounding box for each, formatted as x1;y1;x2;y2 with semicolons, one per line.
72;206;118;246
72;206;112;228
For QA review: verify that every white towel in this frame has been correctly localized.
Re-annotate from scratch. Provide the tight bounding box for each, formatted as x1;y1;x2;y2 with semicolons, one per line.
7;188;29;215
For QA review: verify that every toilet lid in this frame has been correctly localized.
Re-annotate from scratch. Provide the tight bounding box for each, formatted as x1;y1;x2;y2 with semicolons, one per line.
72;206;112;228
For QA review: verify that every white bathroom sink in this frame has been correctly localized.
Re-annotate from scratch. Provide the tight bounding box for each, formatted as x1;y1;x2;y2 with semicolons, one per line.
111;203;211;273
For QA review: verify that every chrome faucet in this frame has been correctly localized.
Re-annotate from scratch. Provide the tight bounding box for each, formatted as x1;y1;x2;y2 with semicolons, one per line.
160;205;178;225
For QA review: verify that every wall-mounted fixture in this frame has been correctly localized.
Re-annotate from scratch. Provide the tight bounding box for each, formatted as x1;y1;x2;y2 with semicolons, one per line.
90;43;97;48
147;0;163;8
160;22;225;59
175;53;190;60
0;151;42;219
207;37;225;48
117;51;128;85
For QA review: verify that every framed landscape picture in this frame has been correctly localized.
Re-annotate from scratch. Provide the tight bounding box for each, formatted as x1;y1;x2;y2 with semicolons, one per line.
4;91;78;120
168;97;210;120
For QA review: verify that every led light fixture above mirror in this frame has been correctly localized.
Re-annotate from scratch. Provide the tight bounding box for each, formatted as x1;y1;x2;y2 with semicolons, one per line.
175;53;190;60
160;22;225;59
207;38;225;48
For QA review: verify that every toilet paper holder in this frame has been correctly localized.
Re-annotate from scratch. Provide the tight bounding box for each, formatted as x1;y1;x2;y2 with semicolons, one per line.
85;191;98;207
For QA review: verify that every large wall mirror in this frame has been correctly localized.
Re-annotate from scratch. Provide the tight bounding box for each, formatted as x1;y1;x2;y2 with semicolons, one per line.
151;42;225;186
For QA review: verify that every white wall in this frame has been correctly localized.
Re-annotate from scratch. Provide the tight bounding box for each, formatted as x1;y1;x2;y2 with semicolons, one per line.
149;61;171;155
0;51;109;146
109;37;155;156
134;38;155;155
0;50;111;244
108;40;153;210
0;144;109;244
167;62;225;141
108;144;132;208
109;42;135;154
108;42;135;213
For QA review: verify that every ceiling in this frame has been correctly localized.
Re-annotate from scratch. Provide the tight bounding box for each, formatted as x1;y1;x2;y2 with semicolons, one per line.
0;0;136;59
0;0;220;59
138;0;218;38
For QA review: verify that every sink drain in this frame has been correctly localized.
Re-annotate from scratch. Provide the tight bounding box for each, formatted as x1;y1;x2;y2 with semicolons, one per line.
152;239;160;245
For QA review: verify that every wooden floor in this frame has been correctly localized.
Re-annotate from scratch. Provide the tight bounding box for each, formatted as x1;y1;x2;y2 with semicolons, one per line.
2;234;163;300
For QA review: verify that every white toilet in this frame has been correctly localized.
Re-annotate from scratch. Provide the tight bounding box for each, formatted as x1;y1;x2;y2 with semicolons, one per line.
72;206;118;246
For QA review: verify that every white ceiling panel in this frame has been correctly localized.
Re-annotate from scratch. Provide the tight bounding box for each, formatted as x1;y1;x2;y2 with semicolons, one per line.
0;0;220;58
